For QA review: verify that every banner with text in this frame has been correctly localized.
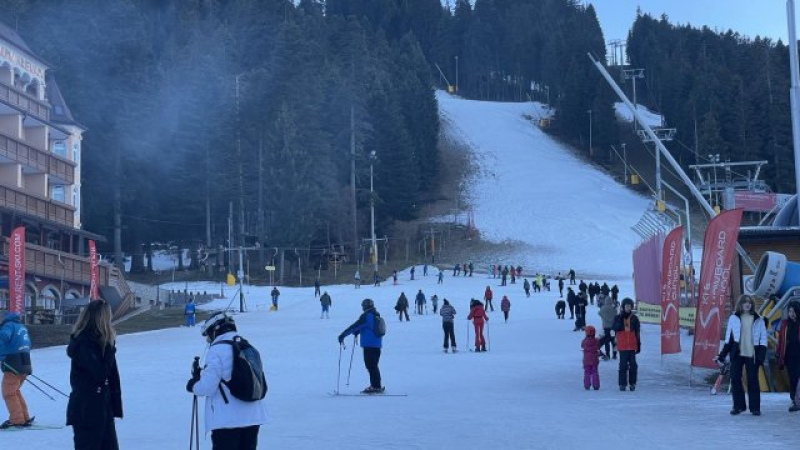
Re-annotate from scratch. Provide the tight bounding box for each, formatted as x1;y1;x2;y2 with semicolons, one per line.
89;240;99;301
691;209;743;369
8;226;25;314
660;226;683;355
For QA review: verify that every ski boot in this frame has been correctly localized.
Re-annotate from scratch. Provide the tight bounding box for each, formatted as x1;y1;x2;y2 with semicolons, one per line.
444;348;449;353
629;385;636;391
619;386;626;392
481;345;487;352
789;404;800;412
452;347;458;353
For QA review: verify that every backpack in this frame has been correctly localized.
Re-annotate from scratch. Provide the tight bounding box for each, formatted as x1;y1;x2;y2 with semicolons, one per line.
213;336;267;403
373;314;386;337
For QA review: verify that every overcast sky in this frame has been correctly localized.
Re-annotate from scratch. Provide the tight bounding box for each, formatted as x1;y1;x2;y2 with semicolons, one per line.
589;0;790;44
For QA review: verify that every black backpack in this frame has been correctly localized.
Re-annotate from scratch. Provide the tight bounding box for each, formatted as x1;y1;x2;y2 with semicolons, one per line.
213;336;267;403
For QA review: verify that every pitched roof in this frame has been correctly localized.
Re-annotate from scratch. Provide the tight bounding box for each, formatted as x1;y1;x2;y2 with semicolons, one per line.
46;74;85;130
0;19;46;64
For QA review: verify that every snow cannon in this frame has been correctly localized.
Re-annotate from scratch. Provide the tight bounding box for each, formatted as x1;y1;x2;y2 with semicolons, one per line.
751;251;800;298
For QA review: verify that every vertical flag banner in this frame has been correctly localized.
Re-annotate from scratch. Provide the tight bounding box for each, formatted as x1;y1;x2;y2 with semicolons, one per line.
89;240;99;301
691;209;743;368
8;226;26;314
660;226;683;355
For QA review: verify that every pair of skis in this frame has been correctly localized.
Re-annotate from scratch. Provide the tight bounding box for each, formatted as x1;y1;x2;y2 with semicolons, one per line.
328;390;407;397
711;361;731;395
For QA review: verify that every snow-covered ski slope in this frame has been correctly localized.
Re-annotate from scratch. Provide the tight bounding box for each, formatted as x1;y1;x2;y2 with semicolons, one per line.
438;91;650;279
13;279;796;450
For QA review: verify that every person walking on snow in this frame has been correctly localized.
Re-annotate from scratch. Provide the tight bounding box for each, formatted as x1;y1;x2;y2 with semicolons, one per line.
431;295;439;314
717;295;767;415
569;269;576;285
373;270;381;287
453;264;460;277
438;270;444;284
185;297;196;327
566;288;577;320
491;265;496;279
614;298;641;391
395;293;410;321
0;312;32;430
574;292;588;331
777;301;800;412
338;299;384;394
354;269;361;289
440;300;458;353
610;284;620;302
423;264;428;277
270;287;280;310
484;286;495;312
468;262;474;277
598;299;618;360
314;278;321;297
415;290;426;315
186;312;266;449
393;270;398;285
581;325;601;390
558;277;565;297
500;296;511;323
320;291;332;319
523;279;531;298
410;266;416;281
468;300;489;352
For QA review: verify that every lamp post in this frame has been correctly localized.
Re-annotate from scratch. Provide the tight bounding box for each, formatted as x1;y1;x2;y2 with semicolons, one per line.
622;143;628;183
369;151;378;273
587;109;593;157
455;56;459;93
708;153;720;207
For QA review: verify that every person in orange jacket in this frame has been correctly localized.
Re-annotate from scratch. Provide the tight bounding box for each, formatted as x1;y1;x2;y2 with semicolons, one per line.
613;298;640;391
467;299;489;352
484;286;494;312
500;296;511;323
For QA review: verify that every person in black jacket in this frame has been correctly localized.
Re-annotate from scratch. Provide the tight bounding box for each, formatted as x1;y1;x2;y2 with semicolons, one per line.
395;293;410;321
566;288;577;320
574;293;588;331
67;301;123;450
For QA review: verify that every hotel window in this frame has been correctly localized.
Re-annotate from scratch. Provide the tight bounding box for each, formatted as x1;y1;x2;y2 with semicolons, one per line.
51;184;65;202
53;140;67;157
73;142;80;163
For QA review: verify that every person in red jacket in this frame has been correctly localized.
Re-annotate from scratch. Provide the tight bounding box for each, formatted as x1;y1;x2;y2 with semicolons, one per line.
613;298;641;391
484;287;494;312
777;301;800;412
582;325;600;390
500;296;511;323
468;299;489;352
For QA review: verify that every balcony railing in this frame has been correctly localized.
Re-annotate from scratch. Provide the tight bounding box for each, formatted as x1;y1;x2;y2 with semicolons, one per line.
0;133;75;184
1;238;108;285
0;82;50;122
0;184;75;227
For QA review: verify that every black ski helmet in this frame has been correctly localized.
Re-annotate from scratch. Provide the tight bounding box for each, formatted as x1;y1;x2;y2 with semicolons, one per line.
621;298;634;311
361;298;375;311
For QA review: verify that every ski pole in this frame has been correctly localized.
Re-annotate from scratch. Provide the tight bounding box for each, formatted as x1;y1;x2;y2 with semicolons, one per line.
466;319;470;351
336;342;343;394
486;319;491;351
2;362;55;401
346;335;356;386
24;372;69;398
189;395;196;450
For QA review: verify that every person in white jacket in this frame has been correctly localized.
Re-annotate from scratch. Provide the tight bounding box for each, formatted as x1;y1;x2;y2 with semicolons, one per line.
717;295;767;416
187;312;267;450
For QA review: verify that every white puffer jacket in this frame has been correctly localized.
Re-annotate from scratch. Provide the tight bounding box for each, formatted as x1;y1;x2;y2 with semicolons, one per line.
725;313;768;347
191;331;267;432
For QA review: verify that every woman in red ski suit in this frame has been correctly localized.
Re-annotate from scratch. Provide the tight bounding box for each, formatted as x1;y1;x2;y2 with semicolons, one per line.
468;300;489;352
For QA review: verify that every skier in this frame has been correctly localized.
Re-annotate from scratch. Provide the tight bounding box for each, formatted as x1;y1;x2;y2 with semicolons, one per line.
614;298;642;392
467;300;489;352
67;301;124;444
510;269;516;285
569;269;576;285
588;283;597;305
610;284;620;303
566;287;577;320
500;295;511;323
320;291;332;319
314;278;321;297
598;299;618;360
574;292;588;331
0;311;32;429
393;270;398;285
716;295;766;414
185;297;196;327
453;263;460;277
415;290;426;315
601;282;610;297
354;269;361;289
500;266;508;286
438;270;444;285
431;294;439;314
523;279;531;298
581;325;601;390
410;266;416;281
468;262;474;277
484;286;494;312
395;292;410;321
423;264;428;277
338;299;384;394
776;301;800;412
440;300;457;353
463;262;469;277
516;266;522;277
373;270;381;287
270;286;280;310
578;280;587;298
555;299;566;320
558;277;565;297
491;264;497;279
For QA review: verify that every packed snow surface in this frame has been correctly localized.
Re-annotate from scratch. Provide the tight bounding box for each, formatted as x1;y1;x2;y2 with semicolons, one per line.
615;101;664;127
13;276;796;449
438;91;650;279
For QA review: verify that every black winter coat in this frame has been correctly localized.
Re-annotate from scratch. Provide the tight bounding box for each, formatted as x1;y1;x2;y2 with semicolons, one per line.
66;332;123;427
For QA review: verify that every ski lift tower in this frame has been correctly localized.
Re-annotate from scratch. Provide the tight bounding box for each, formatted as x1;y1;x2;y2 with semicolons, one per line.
638;127;677;206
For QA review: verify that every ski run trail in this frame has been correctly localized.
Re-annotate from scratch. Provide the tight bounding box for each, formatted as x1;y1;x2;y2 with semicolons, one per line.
5;93;796;449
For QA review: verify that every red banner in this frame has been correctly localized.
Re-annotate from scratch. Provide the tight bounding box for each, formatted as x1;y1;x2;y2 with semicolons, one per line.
660;226;683;355
8;226;25;314
89;240;98;301
691;209;743;368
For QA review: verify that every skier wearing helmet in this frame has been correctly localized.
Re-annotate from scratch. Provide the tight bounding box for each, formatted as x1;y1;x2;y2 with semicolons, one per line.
338;299;384;394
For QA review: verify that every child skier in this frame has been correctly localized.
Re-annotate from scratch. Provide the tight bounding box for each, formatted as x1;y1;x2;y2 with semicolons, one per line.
184;297;196;327
523;279;531;298
467;300;489;352
500;295;511;323
582;325;601;390
484;286;494;312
